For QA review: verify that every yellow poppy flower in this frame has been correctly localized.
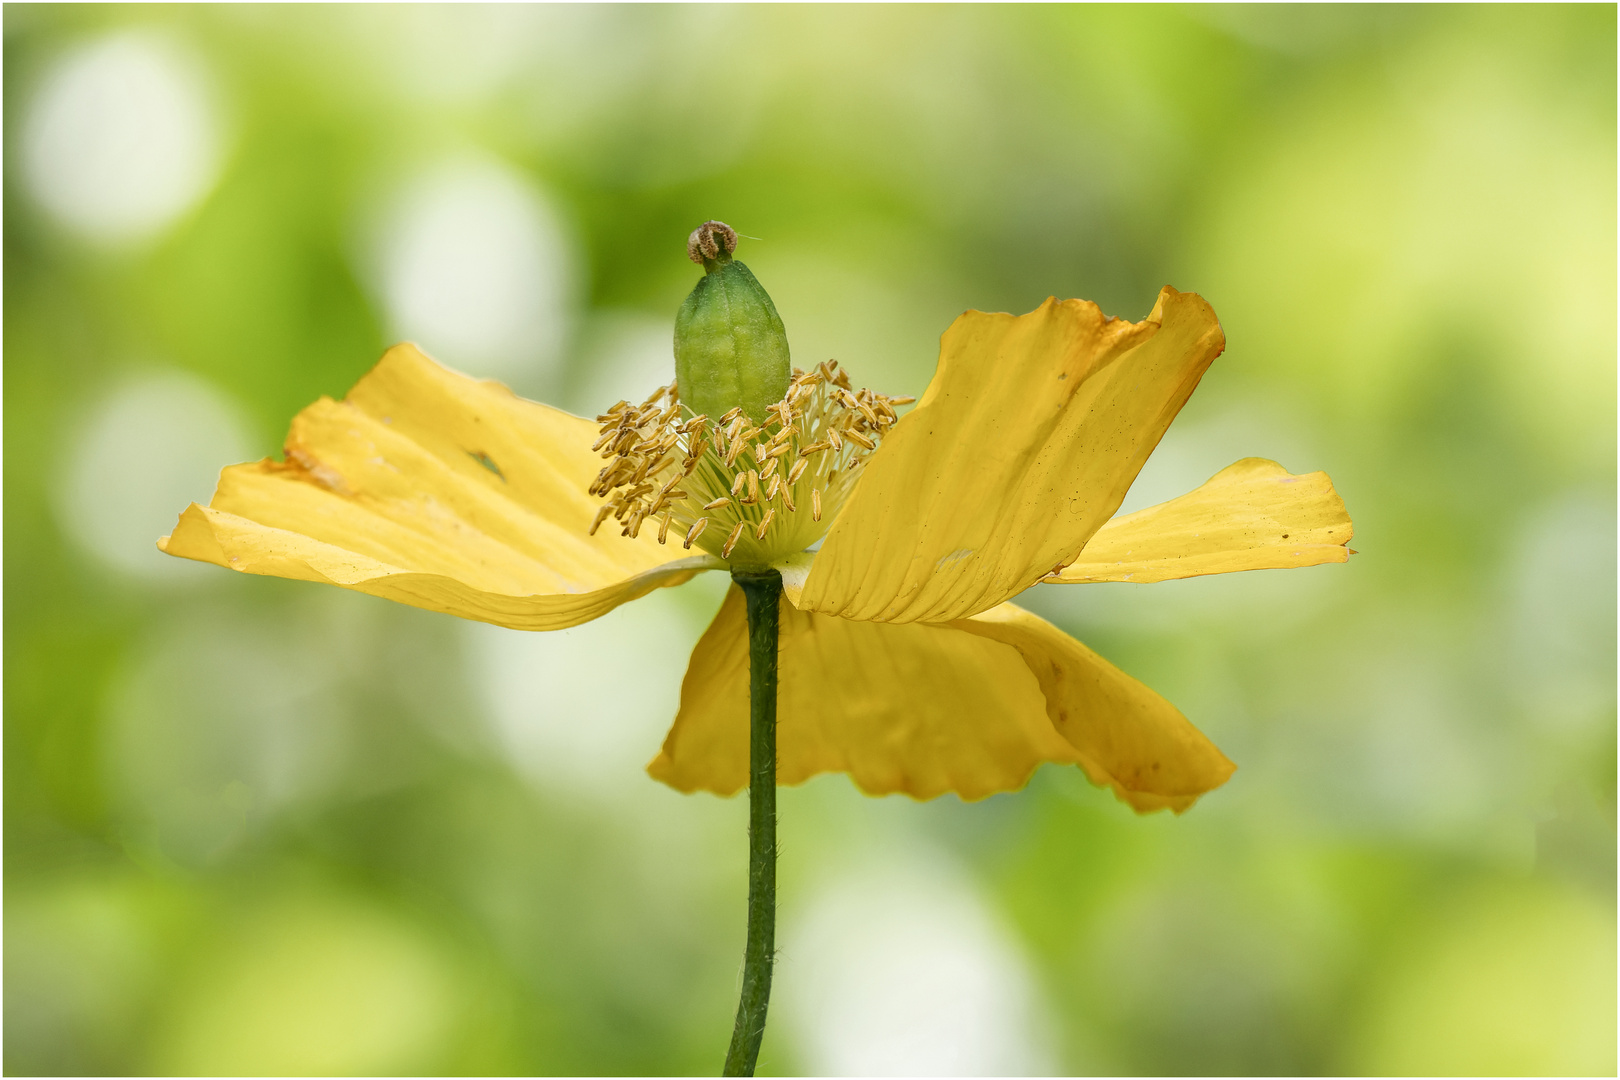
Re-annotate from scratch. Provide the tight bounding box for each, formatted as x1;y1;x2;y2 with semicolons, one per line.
160;285;1352;814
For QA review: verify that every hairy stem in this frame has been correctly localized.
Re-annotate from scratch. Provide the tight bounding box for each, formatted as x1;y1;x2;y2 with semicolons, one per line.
722;569;781;1077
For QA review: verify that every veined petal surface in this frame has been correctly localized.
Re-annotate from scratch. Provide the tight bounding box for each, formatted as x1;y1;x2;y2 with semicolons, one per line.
160;344;718;630
650;586;1082;801
1050;458;1353;584
800;287;1225;624
952;604;1235;813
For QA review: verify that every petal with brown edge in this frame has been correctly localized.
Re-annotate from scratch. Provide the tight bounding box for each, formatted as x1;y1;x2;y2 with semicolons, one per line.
951;603;1235;813
649;586;1082;801
1048;458;1353;584
799;287;1225;625
159;343;720;629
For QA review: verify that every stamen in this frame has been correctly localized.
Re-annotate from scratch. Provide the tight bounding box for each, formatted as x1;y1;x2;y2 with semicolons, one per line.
684;518;710;549
589;358;896;563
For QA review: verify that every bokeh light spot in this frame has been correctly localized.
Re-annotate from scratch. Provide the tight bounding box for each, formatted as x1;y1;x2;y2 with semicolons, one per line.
365;157;574;391
57;370;253;581
778;854;1054;1076
465;586;697;800
22;31;220;244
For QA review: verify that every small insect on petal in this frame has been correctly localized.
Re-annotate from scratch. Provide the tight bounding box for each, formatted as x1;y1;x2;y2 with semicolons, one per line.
683;517;710;549
703;496;730;510
755;508;775;539
722;521;747;559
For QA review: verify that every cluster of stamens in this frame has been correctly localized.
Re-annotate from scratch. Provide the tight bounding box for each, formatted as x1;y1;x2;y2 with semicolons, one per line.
587;361;912;566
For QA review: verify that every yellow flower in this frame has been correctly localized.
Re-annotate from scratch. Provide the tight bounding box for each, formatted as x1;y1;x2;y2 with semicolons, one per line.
160;286;1352;813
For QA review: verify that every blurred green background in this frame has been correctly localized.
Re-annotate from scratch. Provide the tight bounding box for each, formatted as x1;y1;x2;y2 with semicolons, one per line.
5;4;1615;1076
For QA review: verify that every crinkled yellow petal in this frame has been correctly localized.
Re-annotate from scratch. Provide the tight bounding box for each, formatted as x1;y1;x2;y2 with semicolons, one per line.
159;343;719;629
1050;458;1353;584
953;604;1235;813
649;586;1082;801
651;589;1233;812
800;287;1225;624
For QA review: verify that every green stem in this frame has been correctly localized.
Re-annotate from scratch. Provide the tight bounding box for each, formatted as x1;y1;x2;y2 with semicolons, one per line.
723;569;781;1077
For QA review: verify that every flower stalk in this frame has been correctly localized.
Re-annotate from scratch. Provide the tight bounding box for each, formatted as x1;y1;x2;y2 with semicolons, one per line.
723;568;781;1077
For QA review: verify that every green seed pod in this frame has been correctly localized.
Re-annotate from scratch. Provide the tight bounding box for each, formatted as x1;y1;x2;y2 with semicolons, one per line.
674;221;791;424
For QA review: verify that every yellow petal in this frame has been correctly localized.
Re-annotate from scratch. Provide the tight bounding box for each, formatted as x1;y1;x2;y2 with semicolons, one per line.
800;287;1225;624
1050;458;1354;584
159;344;719;629
953;604;1235;813
649;586;1082;801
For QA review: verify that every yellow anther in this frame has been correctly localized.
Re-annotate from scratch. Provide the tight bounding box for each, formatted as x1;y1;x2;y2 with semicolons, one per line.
755;508;776;539
683;518;710;549
721;521;746;559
